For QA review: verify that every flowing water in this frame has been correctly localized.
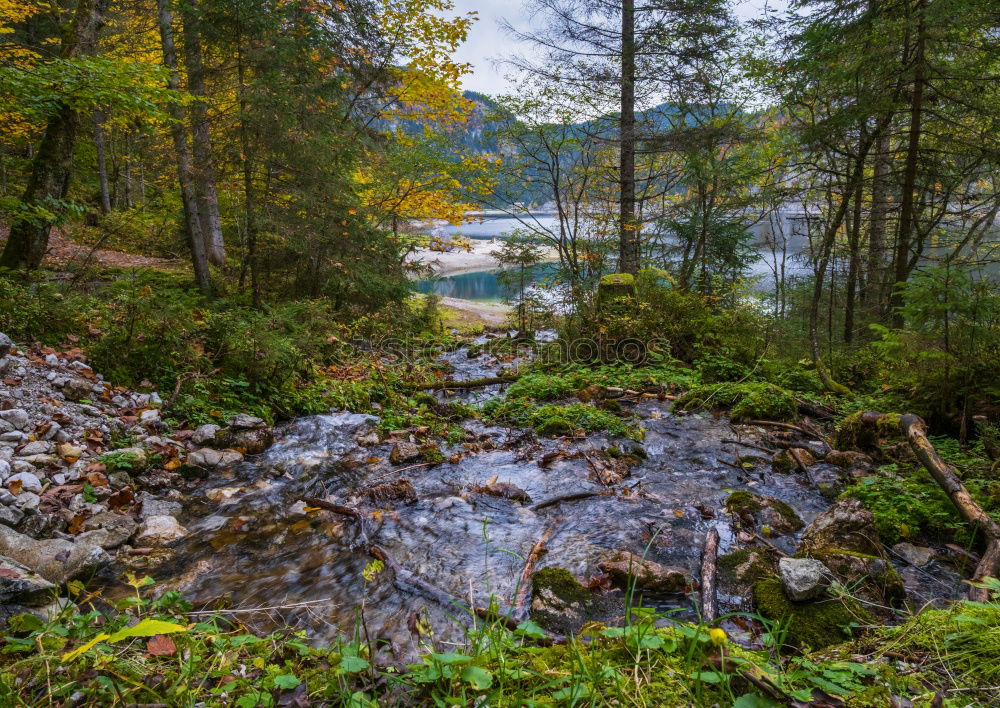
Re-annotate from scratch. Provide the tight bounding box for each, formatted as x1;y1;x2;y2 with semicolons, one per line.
153;340;961;659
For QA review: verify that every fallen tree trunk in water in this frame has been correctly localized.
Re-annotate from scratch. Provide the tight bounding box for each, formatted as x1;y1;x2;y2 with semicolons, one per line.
699;528;720;624
898;414;1000;602
411;376;517;391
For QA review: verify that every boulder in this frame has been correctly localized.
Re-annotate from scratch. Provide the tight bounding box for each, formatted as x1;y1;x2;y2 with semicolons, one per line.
138;494;183;520
798;498;882;556
214;420;274;455
0;525;111;584
7;471;42;494
530;567;593;635
187;448;222;468
191;424;221;447
772;447;816;473
389;441;421;465
0;555;56;606
79;512;138;550
133;515;187;546
360;479;418;505
61;378;95;402
779;557;831;601
0;409;30;431
598;551;691;593
227;414;265;429
824;450;874;470
725;491;803;536
892;542;934;567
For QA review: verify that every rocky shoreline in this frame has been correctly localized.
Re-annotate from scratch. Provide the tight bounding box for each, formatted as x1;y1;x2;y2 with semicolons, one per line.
0;331;273;625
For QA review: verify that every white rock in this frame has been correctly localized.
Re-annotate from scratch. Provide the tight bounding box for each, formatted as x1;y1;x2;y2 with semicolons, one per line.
133;515;188;546
18;441;53;456
139;409;160;424
0;459;9;481
0;409;30;430
44;354;59;366
191;424;220;446
7;471;42;494
778;557;832;601
16;492;40;511
187;448;222;467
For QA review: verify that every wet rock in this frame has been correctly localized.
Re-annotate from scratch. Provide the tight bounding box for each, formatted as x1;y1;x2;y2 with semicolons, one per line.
138;493;183;520
390;441;421;465
0;555;56;606
191;424;220;446
779;557;831;601
824;450;874;470
598;551;691;593
360;479;417;505
725;491;803;536
205;486;244;503
61;378;95;402
79;512;138;550
771;447;816;473
798;498;882;556
0;409;29;431
217;450;244;468
355;432;380;447
892;542;934;567
134;515;187;546
717;549;774;592
0;525;111;584
468;480;531;503
810;463;847;499
7;471;42;494
214;419;274;455
187;448;222;468
530;567;593;634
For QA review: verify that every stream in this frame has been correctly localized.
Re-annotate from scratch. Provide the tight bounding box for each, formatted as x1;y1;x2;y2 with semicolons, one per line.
151;339;961;658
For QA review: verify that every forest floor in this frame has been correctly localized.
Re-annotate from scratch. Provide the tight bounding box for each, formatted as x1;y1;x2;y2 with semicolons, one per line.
0;227;178;271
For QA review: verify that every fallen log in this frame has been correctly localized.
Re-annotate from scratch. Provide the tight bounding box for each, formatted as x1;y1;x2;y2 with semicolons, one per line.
746;419;830;444
412;376;516;391
795;397;836;420
530;491;606;511
302;496;370;544
700;528;720;624
512;523;560;620
899;414;1000;602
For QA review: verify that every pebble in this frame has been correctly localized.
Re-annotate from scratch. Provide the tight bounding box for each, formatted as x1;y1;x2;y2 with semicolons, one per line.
16;492;40;511
0;409;30;430
18;441;54;456
44;354;59;366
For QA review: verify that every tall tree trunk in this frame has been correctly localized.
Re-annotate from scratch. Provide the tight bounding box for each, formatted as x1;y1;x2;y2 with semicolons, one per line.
844;168;864;343
156;0;212;295
181;0;226;267
93;110;111;214
0;0;109;269
236;39;260;306
866;128;891;313
618;0;638;274
891;0;927;326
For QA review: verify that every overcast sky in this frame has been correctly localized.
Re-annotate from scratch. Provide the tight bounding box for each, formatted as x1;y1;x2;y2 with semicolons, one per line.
451;0;788;96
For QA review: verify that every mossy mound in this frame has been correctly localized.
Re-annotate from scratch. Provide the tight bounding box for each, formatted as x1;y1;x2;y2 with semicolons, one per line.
675;382;797;422
718;549;774;591
530;567;594;635
753;577;872;650
725;491;804;535
833;411;904;452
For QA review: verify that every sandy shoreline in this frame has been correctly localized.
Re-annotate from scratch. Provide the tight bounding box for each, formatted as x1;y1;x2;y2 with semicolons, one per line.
405;240;558;278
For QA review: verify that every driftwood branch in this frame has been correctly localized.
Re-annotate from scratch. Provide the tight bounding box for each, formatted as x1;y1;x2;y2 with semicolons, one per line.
700;528;720;624
899;414;1000;602
512;523;560;620
530;491;606;511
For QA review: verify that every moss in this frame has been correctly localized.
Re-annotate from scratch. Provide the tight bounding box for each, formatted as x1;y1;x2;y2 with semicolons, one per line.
419;443;444;464
834;411;904;452
725;490;763;513
753;577;872;650
600;273;635;287
531;567;591;606
799;548;905;603
675;382;797;422
717;549;773;588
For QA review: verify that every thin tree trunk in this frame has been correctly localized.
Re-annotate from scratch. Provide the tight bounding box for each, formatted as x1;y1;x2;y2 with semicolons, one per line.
0;0;110;269
181;0;226;266
618;0;638;274
156;0;212;295
866;129;890;313
236;39;260;306
93;110;111;214
844;172;863;343
891;0;927;326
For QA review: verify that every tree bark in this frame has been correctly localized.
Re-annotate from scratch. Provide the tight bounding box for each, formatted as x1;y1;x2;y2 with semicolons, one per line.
93;110;111;215
891;0;927;326
156;0;212;295
181;0;226;266
0;0;110;269
618;0;638;274
699;527;720;624
866;129;891;314
899;414;1000;602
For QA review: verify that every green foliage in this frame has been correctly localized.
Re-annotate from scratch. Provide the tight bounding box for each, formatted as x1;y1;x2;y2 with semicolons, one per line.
676;382;798;422
97;449;146;474
753;578;871;650
482;397;642;440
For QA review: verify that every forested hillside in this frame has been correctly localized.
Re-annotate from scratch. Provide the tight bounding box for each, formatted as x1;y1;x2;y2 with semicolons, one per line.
1;1;1000;706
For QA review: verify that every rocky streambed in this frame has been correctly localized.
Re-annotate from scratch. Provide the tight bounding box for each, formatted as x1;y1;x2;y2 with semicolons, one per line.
0;331;966;660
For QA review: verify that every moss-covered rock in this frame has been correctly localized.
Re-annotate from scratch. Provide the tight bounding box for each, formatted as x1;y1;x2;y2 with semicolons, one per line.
725;491;804;535
771;447;816;473
799;498;882;557
833;411;903;453
718;549;774;592
753;577;872;650
530;567;593;635
675;382;797;422
799;548;905;607
597;551;691;593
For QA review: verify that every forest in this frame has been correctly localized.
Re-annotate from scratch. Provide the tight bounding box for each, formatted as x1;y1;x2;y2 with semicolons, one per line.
1;0;1000;705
